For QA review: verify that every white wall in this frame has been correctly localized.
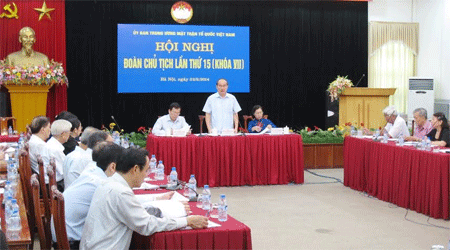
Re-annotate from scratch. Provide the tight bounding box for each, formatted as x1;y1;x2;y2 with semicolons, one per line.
369;0;450;100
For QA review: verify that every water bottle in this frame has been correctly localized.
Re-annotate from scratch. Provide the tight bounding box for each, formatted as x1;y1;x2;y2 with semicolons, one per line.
202;185;211;211
18;133;24;148
398;133;404;146
383;133;388;143
169;167;178;188
156;160;165;180
8;126;13;136
426;137;432;151
7;199;21;239
188;175;197;199
150;155;157;173
218;194;228;222
4;195;13;225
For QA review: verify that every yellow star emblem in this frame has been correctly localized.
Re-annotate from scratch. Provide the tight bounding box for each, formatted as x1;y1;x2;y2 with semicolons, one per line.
34;1;55;21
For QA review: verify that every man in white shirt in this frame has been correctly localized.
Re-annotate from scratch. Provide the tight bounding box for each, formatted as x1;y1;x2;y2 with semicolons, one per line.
64;142;123;248
29;116;51;183
63;129;114;189
42;119;72;191
80;147;208;250
152;102;191;135
382;106;410;138
203;78;242;133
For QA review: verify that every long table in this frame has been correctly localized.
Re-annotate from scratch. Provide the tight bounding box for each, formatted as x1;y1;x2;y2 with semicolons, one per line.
0;179;32;249
0;135;19;143
146;133;304;187
130;177;252;250
343;136;449;219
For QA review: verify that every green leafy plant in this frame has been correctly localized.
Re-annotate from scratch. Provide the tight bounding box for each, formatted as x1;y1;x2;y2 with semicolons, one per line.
297;125;347;144
123;126;151;148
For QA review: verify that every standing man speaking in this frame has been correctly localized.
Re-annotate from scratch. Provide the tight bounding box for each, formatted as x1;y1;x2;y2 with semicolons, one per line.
203;79;242;134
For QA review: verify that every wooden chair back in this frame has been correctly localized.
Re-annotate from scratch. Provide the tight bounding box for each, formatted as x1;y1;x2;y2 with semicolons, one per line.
0;117;16;135
199;115;206;133
51;185;70;250
18;148;35;231
37;155;51;223
47;158;57;189
31;174;52;250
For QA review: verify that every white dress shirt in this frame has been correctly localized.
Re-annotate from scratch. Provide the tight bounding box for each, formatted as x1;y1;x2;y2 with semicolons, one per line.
63;162;107;241
63;146;94;189
42;137;65;182
385;115;410;138
152;114;190;135
202;92;242;132
80;173;187;250
29;134;48;183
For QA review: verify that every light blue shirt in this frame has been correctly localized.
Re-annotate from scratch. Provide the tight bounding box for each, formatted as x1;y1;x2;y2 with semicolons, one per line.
63;146;94;189
152;114;190;135
202;92;242;132
63;162;107;241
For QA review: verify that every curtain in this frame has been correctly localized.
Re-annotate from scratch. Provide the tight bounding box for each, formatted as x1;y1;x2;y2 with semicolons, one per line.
65;1;368;132
0;0;67;120
368;22;418;114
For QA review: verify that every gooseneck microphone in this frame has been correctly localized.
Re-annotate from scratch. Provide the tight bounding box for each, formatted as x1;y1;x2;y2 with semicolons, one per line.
354;74;366;87
111;115;122;131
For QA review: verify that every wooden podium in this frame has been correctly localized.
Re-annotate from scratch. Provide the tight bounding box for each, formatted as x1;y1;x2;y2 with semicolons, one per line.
4;84;53;133
339;88;396;129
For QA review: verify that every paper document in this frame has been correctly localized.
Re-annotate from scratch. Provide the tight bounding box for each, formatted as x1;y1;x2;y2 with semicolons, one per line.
142;200;187;218
183;220;221;230
132;182;159;190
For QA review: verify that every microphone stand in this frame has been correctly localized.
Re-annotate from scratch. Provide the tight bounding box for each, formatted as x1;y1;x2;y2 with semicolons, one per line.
111;115;122;131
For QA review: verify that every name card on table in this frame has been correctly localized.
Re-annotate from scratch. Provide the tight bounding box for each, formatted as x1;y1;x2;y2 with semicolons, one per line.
173;129;187;137
221;129;235;136
270;128;284;135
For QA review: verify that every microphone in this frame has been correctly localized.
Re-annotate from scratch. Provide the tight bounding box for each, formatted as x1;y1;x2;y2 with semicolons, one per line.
111;115;122;131
354;74;366;87
238;119;247;136
179;181;199;202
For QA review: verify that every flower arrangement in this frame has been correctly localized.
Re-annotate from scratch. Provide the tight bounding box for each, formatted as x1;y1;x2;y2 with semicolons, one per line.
327;75;353;102
123;126;152;148
297;125;348;144
0;59;68;86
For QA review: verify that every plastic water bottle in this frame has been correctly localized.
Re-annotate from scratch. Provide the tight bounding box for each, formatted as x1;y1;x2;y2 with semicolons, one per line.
425;137;432;151
8;126;13;136
150;155;157;173
18;133;24;148
218;194;228;222
169;167;178;188
383;133;388;143
156;160;165;180
7;199;21;239
398;133;404;146
188;175;197;199
202;185;211;211
4;195;13;224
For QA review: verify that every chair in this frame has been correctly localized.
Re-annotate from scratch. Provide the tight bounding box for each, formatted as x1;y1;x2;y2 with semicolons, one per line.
51;185;70;250
31;174;52;250
18;147;36;232
47;158;57;189
199;115;206;133
0;117;16;135
37;155;52;224
411;120;415;134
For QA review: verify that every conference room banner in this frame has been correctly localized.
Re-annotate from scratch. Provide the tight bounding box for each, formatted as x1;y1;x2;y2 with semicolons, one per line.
117;24;250;93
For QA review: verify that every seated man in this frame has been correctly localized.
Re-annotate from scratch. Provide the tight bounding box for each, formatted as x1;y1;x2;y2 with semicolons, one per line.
55;111;83;155
80;147;208;250
42;119;72;191
28;116;51;183
405;107;433;141
63;142;123;248
152;102;190;135
63;129;114;189
381;106;410;138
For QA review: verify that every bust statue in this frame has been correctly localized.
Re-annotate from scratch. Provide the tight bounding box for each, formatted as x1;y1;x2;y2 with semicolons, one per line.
5;27;50;67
